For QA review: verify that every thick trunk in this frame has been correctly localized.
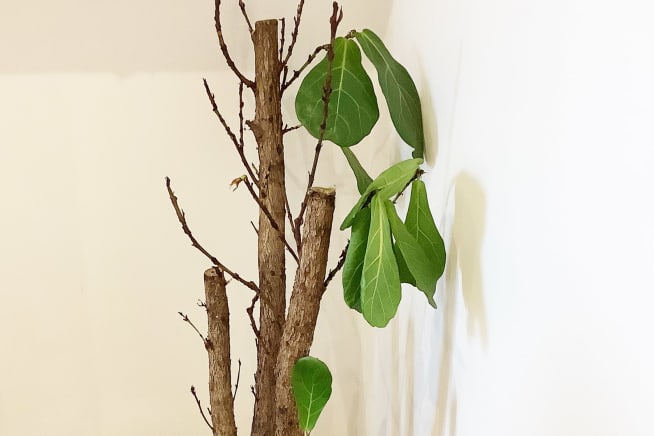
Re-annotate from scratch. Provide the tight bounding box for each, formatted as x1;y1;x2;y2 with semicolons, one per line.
274;188;336;436
204;268;237;436
250;19;287;436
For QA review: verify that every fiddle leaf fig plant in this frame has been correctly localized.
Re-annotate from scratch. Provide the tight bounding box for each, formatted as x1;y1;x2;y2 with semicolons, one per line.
290;24;445;432
167;2;444;435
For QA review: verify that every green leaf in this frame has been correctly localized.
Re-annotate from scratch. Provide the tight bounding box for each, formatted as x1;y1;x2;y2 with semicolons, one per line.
342;207;371;312
385;200;437;307
291;356;333;433
393;243;416;286
341;158;423;230
295;37;379;147
355;29;425;158
341;148;372;194
361;195;402;327
405;180;446;284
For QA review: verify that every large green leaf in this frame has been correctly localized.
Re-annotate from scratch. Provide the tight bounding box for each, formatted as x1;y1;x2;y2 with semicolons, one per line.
385;200;437;307
342;207;371;312
355;29;425;158
295;37;379;147
361;195;401;327
341;148;372;194
406;180;446;282
341;158;423;230
291;356;333;433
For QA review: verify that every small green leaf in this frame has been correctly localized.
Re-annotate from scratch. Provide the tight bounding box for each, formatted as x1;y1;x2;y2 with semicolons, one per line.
342;207;371;312
341;158;423;230
341;148;372;194
385;200;437;307
295;37;379;147
355;29;425;158
292;356;333;433
406;180;446;284
361;195;401;327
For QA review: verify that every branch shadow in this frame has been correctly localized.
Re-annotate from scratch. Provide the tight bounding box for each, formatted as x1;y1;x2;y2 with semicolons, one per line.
431;171;487;436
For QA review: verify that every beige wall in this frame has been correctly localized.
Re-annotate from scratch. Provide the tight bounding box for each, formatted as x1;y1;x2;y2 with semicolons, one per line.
0;1;394;435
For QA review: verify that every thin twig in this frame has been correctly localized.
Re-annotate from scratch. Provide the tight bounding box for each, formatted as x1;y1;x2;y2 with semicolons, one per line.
238;0;254;34
238;82;246;148
166;177;259;293
282;44;328;92
214;0;254;87
203;79;259;187
233;359;242;401
178;312;208;346
284;196;300;251
190;386;214;431
392;169;424;204
282;64;289;90
242;177;299;263
250;220;259;235
282;124;302;134
324;242;349;291
246;294;260;337
282;0;306;66
294;3;343;246
279;17;286;62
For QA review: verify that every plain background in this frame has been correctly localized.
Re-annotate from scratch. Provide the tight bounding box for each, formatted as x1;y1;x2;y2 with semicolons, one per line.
2;0;654;435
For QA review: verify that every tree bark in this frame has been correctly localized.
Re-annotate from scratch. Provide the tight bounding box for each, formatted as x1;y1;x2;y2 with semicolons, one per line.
274;188;336;436
250;19;287;436
204;267;237;436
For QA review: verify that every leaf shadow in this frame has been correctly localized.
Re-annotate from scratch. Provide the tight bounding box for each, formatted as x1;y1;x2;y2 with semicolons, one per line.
431;171;487;436
417;63;439;166
452;172;488;349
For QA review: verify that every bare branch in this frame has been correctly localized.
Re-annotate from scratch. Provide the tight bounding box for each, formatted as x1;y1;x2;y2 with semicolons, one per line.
247;294;260;337
214;0;254;87
282;0;306;66
238;81;246;149
294;3;343;245
179;312;208;346
238;0;254;34
203;79;259;187
282;124;302;134
166;177;259;293
190;386;214;432
242;177;299;263
282;44;328;92
285;196;300;252
233;359;242;401
324;242;349;291
279;17;286;62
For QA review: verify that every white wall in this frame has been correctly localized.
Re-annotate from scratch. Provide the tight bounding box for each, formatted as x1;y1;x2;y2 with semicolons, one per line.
381;0;654;435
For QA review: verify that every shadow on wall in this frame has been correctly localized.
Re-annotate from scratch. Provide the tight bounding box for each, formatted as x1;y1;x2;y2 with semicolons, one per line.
453;172;488;349
432;172;487;436
419;68;439;166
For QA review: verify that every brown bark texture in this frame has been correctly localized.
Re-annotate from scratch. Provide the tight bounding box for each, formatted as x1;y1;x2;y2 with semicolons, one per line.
250;19;287;436
204;267;237;436
274;188;336;436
